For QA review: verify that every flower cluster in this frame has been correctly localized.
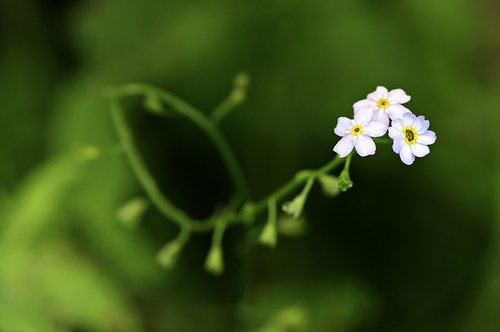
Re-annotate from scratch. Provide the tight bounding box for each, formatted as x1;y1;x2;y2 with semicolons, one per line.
333;86;436;165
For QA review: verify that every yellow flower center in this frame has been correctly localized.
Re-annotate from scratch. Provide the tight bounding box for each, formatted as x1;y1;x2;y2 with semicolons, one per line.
403;127;418;144
351;125;363;136
377;98;390;109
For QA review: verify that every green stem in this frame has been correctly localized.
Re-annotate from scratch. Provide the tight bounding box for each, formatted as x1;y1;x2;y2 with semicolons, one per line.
106;84;250;205
211;72;249;125
267;198;277;226
301;177;315;198
242;155;344;221
205;216;230;275
156;225;192;269
107;84;348;234
110;99;214;232
211;94;241;125
344;152;353;171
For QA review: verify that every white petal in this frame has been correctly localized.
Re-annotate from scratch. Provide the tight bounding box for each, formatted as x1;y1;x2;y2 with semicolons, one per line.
363;121;388;137
392;137;405;153
388;127;401;140
415;117;430;133
371;109;390;126
354;135;376;157
367;86;388;101
387;88;411;104
390;118;404;132
353;105;373;125
388;118;404;138
388;104;411;120
401;112;415;126
399;144;415;165
417;131;436;145
411;143;430;157
333;135;354;158
353;99;373;112
334;117;353;136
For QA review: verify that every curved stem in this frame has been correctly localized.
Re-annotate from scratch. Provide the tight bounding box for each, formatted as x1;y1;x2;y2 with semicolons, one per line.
110;98;215;232
106;84;347;234
106;84;250;205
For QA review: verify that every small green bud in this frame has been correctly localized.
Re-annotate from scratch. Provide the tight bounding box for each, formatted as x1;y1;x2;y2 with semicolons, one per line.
204;246;224;275
233;72;250;89
281;194;306;219
241;201;256;225
143;93;163;113
338;169;353;192
282;178;314;219
318;174;340;197
116;197;149;229
74;144;101;161
229;72;250;103
156;240;182;270
259;222;277;248
229;89;246;104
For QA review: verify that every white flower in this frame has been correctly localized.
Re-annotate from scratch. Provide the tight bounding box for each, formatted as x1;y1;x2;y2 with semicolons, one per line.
388;113;436;165
353;86;411;126
333;105;387;158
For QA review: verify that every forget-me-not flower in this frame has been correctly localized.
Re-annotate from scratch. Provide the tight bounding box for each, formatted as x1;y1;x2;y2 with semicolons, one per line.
333;105;387;158
353;86;411;126
388;113;436;165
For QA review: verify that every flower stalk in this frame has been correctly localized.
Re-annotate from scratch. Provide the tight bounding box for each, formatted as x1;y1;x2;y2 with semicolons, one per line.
104;80;433;275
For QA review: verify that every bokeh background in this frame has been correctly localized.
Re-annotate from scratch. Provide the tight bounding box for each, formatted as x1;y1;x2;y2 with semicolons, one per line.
1;0;500;331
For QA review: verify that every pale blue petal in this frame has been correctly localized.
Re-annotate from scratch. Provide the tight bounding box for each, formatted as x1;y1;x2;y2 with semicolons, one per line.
354;135;376;157
334;117;353;136
388;124;403;139
399;144;415;165
333;135;354;158
416;117;430;133
392;137;405;153
402;112;415;126
417;131;436;145
411;143;430;157
411;115;426;131
390;118;404;131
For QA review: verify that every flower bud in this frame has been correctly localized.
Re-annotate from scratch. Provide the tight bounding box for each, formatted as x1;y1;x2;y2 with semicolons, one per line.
233;72;250;89
259;222;277;248
318;174;340;197
204;246;224;275
338;169;353;192
143;93;163;113
281;194;306;219
156;240;182;270
74;144;101;161
116;197;149;229
229;72;250;104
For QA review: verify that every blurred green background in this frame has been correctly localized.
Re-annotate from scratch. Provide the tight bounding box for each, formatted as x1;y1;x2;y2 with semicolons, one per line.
1;0;500;331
